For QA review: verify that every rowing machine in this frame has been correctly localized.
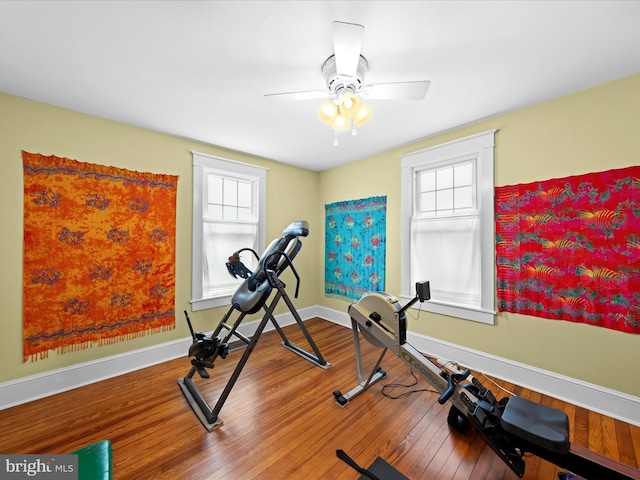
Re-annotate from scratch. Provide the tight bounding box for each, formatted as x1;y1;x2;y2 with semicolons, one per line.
334;282;640;480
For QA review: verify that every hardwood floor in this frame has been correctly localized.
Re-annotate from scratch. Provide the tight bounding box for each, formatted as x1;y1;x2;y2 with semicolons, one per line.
1;318;639;479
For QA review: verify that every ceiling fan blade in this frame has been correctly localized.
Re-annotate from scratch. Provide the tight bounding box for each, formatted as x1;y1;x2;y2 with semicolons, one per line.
332;21;364;79
264;90;331;104
361;81;431;101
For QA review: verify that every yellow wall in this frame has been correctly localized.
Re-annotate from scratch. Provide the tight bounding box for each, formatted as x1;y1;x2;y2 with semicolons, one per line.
0;92;321;383
2;72;639;399
318;73;640;397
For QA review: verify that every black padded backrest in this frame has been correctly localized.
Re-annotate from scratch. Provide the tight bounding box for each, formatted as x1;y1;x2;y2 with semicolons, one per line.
231;221;308;314
247;234;299;292
246;220;308;290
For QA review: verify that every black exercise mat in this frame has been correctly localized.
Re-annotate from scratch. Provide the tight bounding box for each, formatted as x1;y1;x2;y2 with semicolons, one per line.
337;449;409;480
358;456;410;480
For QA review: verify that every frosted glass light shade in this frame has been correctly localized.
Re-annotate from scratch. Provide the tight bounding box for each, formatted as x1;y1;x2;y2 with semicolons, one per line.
339;93;360;118
354;103;372;126
317;101;338;125
331;113;350;130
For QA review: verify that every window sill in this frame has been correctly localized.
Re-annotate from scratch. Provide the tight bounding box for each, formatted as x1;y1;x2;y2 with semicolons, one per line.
191;294;233;312
401;296;495;325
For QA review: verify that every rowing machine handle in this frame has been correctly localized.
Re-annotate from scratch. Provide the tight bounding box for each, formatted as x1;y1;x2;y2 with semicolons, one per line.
438;369;470;404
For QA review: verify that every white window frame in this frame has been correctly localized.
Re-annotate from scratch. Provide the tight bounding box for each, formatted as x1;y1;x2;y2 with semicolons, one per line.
191;151;267;311
400;130;497;324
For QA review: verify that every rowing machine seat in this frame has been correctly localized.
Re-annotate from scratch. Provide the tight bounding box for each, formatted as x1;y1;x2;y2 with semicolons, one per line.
501;395;570;454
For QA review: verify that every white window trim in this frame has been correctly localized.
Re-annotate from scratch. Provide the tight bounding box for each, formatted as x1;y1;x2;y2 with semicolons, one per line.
401;129;497;324
191;151;267;311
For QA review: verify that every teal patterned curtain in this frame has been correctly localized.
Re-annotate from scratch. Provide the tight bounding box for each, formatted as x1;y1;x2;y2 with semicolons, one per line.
325;196;386;301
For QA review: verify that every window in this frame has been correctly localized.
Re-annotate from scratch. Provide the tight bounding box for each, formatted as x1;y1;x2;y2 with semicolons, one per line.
418;161;475;217
191;152;267;311
400;130;497;324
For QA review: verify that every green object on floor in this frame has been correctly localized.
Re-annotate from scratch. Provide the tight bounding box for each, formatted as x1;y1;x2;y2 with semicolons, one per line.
70;439;112;480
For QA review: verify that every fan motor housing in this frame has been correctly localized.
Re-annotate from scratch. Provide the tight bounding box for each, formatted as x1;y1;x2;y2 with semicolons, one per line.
322;54;368;96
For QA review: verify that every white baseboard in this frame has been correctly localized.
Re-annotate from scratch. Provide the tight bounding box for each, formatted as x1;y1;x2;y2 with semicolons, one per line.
314;305;640;427
0;307;315;411
3;304;640;428
0;336;190;411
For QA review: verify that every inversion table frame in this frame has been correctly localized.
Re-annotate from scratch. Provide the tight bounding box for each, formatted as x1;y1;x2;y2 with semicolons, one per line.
179;221;331;431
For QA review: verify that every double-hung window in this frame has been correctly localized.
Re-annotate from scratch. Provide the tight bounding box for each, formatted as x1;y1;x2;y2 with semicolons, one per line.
400;130;496;324
191;152;267;311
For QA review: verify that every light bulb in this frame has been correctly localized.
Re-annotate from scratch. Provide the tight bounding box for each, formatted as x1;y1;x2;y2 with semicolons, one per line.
339;93;360;118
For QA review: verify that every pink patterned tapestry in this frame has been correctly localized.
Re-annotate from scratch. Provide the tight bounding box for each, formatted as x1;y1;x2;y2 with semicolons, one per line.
495;166;640;333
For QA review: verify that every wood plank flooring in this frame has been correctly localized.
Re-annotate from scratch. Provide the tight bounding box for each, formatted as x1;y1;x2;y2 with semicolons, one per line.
1;318;639;479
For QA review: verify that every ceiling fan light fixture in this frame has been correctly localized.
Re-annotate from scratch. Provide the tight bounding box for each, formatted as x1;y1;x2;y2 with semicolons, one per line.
265;21;431;146
319;93;370;140
317;101;338;125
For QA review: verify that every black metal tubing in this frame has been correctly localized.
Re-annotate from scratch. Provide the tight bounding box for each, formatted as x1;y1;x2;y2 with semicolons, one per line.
180;271;330;427
236;247;260;262
263;250;300;297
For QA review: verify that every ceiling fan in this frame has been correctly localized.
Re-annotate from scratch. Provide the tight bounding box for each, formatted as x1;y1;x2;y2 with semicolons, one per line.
264;21;431;142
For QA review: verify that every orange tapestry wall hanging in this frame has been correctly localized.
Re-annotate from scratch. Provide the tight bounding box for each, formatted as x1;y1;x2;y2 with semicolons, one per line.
22;151;178;361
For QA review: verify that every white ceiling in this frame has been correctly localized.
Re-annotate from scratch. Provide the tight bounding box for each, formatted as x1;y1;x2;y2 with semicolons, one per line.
1;1;639;172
